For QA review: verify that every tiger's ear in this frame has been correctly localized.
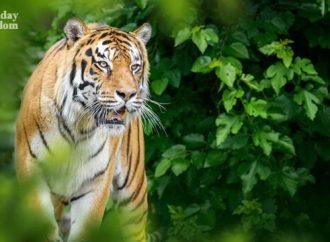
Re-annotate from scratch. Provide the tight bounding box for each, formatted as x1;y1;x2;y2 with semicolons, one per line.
64;18;87;48
134;23;152;45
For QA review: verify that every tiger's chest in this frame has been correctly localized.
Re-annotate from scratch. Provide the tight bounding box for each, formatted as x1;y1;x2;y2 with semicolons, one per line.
31;125;111;197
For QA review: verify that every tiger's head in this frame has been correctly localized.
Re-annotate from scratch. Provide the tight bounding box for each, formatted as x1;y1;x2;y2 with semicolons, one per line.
60;18;152;135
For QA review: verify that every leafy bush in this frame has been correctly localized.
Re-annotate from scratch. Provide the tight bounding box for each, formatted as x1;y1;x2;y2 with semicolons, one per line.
0;0;330;241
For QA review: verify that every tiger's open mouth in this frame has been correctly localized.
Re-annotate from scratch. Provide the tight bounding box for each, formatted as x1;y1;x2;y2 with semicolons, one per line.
95;107;126;127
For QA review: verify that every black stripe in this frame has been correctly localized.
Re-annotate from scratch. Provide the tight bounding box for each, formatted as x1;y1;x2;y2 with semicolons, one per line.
102;40;112;45
110;31;132;41
62;201;69;206
117;126;132;190
47;39;66;57
57;114;71;144
85;48;92;56
34;118;51;153
94;63;103;72
80;126;97;135
78;80;95;90
76;130;96;143
86;39;93;45
126;123;141;188
96;52;106;58
59;95;68;115
119;175;145;207
117;153;132;190
99;32;108;39
61;118;75;143
118;196;131;207
72;87;87;107
57;40;66;52
70;190;94;203
88;139;107;160
130;189;147;212
56;113;75;144
130;209;148;225
73;87;78;100
116;38;132;47
102;100;117;104
70;63;76;86
23;124;37;159
131;173;145;202
89;168;106;181
84;156;111;185
81;59;87;81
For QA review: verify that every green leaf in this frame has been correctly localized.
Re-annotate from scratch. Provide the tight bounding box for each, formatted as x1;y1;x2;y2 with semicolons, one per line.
220;56;243;74
294;89;320;120
222;89;244;112
191;56;212;73
215;63;236;88
277;48;293;68
217;133;249;150
192;30;208;53
278;167;315;196
162;144;187;160
183;133;205;148
293;57;318;76
266;62;293;94
256;163;271;180
151;78;168;95
167;69;181;88
277;135;296;155
135;0;148;9
241;161;257;194
244;98;268;119
204;150;227;168
191;151;205;169
155;159;171;178
174;27;192;46
234;199;262;215
259;40;294;67
184;204;201;217
156;176;170;198
171;158;190;176
224;42;249;59
252;126;280;156
216;114;243;145
202;28;219;44
232;31;249;45
259;43;279;56
241;74;262;91
311;106;330;136
320;0;326;16
268;94;297;121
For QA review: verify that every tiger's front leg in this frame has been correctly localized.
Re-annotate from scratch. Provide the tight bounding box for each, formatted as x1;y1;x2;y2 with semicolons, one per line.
111;120;148;242
67;164;115;242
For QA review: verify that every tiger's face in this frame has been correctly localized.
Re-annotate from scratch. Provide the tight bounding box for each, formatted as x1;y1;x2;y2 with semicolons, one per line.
63;19;151;134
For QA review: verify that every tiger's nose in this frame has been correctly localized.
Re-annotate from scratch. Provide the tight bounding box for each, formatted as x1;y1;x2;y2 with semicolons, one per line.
115;89;137;101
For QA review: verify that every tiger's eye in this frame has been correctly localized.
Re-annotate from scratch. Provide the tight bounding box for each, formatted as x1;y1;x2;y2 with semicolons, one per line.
99;61;108;68
131;64;140;72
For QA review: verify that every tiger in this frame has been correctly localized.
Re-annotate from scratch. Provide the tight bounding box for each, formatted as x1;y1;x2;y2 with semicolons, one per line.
15;18;153;242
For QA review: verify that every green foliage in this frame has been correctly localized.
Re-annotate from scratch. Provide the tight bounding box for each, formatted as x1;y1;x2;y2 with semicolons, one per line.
0;176;52;242
0;0;330;241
